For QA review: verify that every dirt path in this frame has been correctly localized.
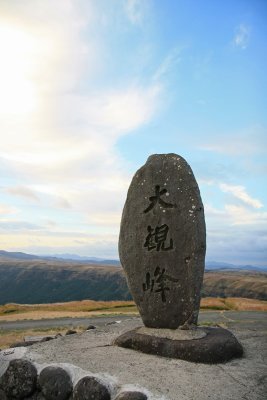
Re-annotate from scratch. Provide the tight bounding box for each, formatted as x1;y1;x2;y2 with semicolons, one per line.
1;311;266;331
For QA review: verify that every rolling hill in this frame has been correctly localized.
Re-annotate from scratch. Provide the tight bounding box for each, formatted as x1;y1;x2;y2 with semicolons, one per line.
0;251;266;304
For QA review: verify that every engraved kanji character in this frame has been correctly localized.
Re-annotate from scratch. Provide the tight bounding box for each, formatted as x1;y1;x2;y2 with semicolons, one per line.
144;224;173;251
154;266;179;303
142;272;154;292
144;185;176;213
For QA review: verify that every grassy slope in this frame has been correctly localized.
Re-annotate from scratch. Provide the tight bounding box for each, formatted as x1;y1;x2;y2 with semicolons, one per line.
0;259;266;304
0;260;130;304
203;270;267;300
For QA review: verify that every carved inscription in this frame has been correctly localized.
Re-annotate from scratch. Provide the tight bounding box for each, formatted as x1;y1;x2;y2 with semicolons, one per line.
144;185;176;213
142;184;178;302
142;267;179;302
144;224;173;251
119;154;206;328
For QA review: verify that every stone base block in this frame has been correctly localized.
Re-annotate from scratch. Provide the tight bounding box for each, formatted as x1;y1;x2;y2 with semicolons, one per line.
114;326;243;364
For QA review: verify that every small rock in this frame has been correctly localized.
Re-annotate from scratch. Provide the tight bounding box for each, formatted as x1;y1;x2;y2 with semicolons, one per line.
86;325;96;330
55;333;62;338
40;337;54;343
9;341;36;348
24;336;56;343
115;391;147;400
0;359;37;399
65;329;77;335
38;366;72;400
73;376;110;400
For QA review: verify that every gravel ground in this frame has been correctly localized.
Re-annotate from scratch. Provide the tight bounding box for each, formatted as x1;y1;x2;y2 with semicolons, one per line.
1;312;266;400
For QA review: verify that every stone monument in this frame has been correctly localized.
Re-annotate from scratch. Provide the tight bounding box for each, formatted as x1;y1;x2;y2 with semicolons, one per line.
114;154;243;363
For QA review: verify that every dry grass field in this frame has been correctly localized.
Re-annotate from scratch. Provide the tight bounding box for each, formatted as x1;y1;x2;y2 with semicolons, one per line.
200;297;267;311
0;297;266;322
0;300;138;321
0;327;87;349
0;298;266;349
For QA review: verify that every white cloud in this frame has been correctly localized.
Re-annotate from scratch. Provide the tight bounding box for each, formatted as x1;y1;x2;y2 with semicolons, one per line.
153;47;183;81
6;186;40;202
219;183;263;209
124;0;146;25
0;204;18;216
86;212;121;227
0;230;119;258
198;125;267;156
204;203;267;264
82;85;161;136
206;226;267;265
0;221;43;231
224;204;267;225
0;1;161;181
233;24;250;50
0;0;166;256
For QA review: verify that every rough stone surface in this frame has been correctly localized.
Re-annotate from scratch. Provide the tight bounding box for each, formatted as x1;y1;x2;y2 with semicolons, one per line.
119;153;206;329
9;337;54;348
73;376;110;400
114;326;243;363
26;391;46;400
115;392;147;400
137;326;206;340
38;366;72;400
0;388;7;400
0;359;37;399
24;336;56;342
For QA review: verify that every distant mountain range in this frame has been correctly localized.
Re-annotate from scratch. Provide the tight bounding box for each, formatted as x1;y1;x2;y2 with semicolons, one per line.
0;250;266;271
0;250;120;266
205;261;267;272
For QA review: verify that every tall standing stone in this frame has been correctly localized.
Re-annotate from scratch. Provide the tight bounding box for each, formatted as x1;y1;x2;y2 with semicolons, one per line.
119;153;206;329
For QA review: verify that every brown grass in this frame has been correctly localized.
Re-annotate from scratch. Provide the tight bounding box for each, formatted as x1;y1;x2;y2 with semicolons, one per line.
0;327;85;349
200;297;267;311
0;297;266;323
223;297;267;311
0;301;138;321
0;300;135;313
1;297;266;349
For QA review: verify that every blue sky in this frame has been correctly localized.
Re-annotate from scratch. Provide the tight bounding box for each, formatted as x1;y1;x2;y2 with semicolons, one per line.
0;0;266;265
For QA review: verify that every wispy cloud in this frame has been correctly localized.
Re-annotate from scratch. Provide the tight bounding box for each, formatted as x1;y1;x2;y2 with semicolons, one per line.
224;204;266;224
232;24;250;50
207;225;267;265
0;5;161;176
205;203;267;229
153;47;183;82
124;0;146;25
198;125;266;156
219;183;263;209
0;0;165;253
204;202;267;264
6;186;40;202
0;204;18;215
0;221;43;231
0;229;119;258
